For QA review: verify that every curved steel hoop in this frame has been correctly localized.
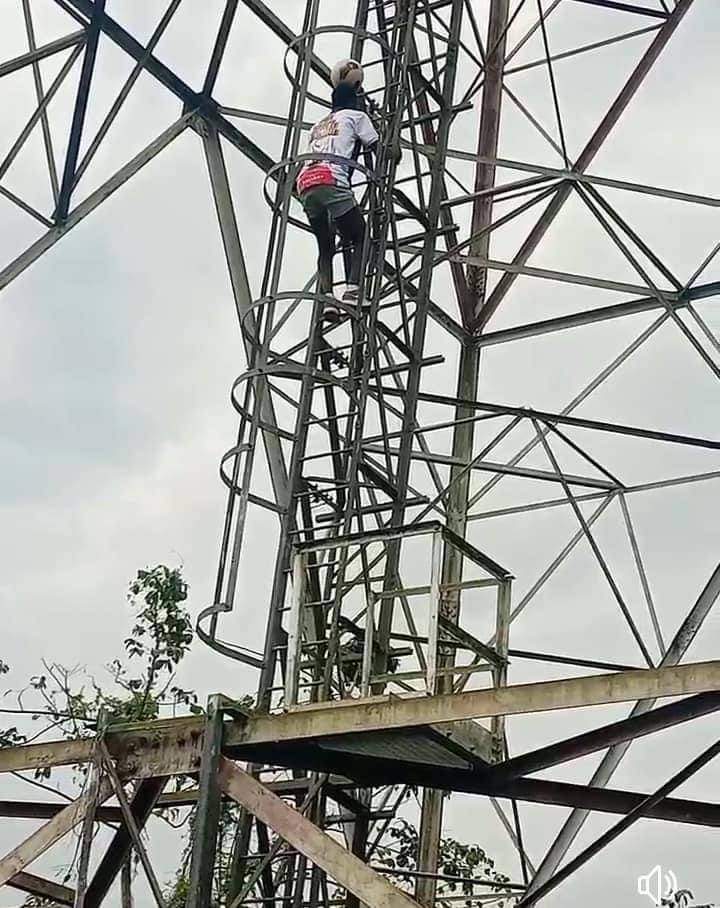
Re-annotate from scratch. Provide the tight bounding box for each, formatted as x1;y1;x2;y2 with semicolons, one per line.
282;25;396;108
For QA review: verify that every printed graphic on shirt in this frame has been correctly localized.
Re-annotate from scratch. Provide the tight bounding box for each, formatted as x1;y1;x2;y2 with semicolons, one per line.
298;109;379;191
310;115;340;141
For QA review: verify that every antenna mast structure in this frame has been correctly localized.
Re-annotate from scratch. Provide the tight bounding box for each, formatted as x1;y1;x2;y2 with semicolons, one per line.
0;1;719;906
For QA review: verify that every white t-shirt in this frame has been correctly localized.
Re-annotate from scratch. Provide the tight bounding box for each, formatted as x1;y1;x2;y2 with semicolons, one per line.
298;109;379;190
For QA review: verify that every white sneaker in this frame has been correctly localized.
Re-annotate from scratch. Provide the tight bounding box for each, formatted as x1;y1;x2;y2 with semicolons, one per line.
321;302;342;325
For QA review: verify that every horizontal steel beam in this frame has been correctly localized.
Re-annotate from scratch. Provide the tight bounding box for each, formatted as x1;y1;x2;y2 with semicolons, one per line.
228;740;720;829
476;281;720;347
0;737;94;775
232;661;720;746
6;870;74;905
295;519;511;580
471;469;720;521
362;445;617;490
378;391;720;450
530;561;720;892
411;148;720;209
451;254;676;298
4;663;720;779
0;799;121;822
504;24;662;77
491;777;720;827
517;737;720;906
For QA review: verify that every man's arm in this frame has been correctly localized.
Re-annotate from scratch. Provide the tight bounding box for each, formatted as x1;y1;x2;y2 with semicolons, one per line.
356;112;379;150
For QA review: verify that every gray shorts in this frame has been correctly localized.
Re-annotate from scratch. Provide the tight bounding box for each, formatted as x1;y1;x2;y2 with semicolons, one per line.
300;185;356;221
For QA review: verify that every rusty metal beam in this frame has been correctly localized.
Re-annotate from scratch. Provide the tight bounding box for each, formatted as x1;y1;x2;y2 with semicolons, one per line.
85;777;166;907
2;662;720;780
219;757;422;908
232;661;720;747
0;779;112;887
7;870;75;905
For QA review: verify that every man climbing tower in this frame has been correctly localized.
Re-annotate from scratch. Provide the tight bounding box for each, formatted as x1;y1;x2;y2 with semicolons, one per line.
296;77;379;322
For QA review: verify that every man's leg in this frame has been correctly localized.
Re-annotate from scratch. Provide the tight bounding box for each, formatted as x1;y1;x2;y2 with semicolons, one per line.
335;206;366;297
307;212;334;295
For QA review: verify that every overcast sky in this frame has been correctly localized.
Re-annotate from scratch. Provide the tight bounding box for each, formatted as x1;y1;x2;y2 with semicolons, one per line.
1;2;719;906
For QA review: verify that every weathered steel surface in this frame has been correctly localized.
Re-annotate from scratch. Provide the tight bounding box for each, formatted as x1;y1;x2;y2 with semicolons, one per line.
219;758;423;908
0;779;112;887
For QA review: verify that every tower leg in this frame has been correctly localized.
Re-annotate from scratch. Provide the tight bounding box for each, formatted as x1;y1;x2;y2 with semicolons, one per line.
186;696;225;908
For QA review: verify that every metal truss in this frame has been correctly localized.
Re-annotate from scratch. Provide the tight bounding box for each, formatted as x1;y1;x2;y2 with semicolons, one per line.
1;0;719;906
2;663;720;904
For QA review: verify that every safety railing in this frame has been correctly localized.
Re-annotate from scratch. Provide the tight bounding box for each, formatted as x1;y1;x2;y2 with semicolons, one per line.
283;521;513;727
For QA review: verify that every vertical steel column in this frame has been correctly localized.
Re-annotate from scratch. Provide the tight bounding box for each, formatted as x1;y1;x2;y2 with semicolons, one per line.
400;5;466;903
491;580;512;752
186;696;225;907
227;806;253;905
378;0;464;656
416;1;504;891
257;0;324;708
74;752;101;907
467;0;509;316
439;342;482;632
425;529;443;695
285;552;307;707
361;590;376;698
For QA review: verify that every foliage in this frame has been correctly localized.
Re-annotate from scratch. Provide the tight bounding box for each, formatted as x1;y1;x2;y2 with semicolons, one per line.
19;899;62;907
664;892;694;908
8;565;196;759
120;565;195;719
375;817;518;907
663;891;718;908
163;799;246;906
165;873;191;908
0;660;25;747
0;564;199;906
0;724;26;748
2;565;520;908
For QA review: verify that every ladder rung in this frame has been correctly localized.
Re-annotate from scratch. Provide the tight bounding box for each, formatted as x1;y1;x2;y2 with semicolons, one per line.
306;413;353;425
350;354;444;379
315;496;428;523
300;447;353;462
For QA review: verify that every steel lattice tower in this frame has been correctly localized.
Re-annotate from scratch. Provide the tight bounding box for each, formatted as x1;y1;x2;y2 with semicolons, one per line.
0;1;719;907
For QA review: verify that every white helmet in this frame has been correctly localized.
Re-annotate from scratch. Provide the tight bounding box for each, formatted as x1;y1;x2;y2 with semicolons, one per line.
331;58;364;89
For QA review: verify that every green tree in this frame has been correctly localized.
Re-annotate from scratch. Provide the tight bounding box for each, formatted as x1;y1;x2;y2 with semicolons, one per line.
1;564;197;905
1;565;518;907
375;817;516;907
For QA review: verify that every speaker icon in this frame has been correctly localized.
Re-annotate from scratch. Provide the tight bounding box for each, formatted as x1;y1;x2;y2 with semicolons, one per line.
638;865;678;906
